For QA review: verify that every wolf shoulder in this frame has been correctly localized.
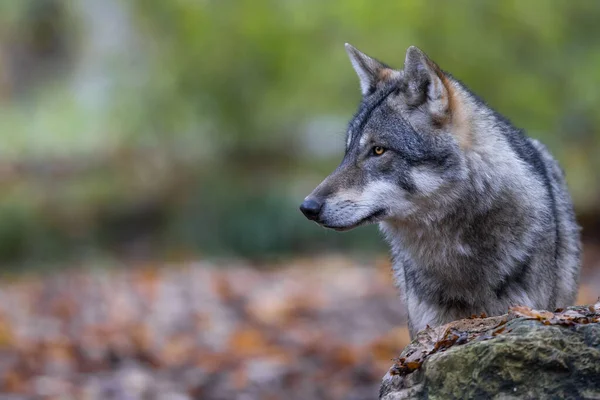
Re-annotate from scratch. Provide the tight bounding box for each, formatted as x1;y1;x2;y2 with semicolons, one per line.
533;135;582;286
527;136;579;213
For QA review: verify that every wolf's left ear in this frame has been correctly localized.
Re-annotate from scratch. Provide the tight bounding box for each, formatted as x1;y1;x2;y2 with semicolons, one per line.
345;43;388;95
403;46;450;121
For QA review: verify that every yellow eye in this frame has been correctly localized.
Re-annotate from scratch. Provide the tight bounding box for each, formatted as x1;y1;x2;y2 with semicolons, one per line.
373;146;386;156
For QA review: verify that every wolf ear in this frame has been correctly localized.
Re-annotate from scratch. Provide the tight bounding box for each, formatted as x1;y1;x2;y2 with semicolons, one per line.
345;43;387;95
403;46;450;121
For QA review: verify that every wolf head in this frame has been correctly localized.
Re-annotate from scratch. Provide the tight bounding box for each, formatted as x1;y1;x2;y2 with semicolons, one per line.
300;44;471;230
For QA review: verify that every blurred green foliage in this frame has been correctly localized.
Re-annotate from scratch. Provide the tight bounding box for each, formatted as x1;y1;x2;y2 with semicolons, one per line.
0;0;599;265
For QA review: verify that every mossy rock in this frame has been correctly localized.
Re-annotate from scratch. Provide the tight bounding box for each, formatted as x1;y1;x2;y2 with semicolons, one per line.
380;304;600;399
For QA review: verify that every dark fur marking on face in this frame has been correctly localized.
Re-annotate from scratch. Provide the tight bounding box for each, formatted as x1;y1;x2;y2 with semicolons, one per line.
398;173;417;194
346;84;399;152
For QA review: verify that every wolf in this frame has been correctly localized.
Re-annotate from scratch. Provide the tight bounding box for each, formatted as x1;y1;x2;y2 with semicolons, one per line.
300;44;581;338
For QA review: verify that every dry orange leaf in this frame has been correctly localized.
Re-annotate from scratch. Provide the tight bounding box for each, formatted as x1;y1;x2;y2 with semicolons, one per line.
228;326;270;357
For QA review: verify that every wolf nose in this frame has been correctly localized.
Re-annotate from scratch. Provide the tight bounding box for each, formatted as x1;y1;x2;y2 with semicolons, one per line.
300;199;322;221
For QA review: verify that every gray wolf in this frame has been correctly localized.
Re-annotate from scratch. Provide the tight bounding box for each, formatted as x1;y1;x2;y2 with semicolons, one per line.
299;44;581;338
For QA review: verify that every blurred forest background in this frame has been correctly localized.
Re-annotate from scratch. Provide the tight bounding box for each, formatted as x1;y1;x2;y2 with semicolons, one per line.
0;0;599;267
0;1;599;399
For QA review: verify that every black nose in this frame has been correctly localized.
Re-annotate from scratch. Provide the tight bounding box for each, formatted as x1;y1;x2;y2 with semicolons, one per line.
300;199;322;221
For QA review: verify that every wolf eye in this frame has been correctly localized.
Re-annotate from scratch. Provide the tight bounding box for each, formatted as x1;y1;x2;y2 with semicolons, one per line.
373;146;386;156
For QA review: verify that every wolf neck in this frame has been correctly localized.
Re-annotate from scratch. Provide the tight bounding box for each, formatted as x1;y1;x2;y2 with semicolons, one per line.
379;167;543;316
380;79;546;289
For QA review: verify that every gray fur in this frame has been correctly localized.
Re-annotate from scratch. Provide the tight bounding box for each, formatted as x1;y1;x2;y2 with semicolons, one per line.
300;45;581;338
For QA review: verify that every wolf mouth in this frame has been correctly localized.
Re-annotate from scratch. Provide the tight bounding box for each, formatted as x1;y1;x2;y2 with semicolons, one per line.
324;208;387;231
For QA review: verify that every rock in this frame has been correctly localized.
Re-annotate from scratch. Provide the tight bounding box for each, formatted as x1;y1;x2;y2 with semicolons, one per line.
380;303;600;399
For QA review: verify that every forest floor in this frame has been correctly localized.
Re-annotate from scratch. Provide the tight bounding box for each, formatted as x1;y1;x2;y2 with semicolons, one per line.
0;247;598;400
